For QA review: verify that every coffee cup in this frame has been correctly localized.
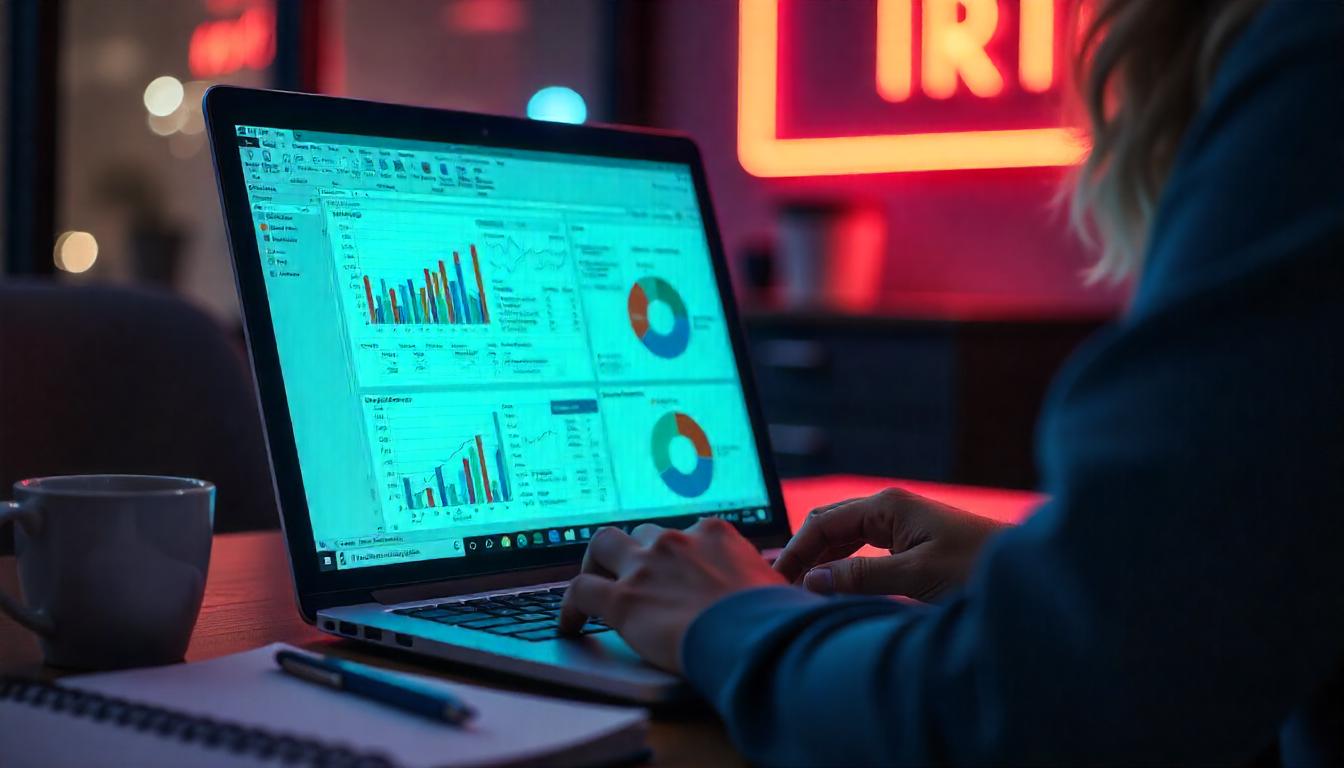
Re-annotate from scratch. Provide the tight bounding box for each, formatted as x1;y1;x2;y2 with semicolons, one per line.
0;475;214;669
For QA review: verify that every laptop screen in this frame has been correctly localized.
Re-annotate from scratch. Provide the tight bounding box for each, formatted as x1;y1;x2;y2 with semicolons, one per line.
231;125;772;571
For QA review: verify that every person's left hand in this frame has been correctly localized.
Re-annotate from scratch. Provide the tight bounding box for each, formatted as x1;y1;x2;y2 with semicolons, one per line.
559;518;785;673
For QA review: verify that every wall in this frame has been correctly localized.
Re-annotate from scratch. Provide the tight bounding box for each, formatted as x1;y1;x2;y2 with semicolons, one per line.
651;0;1127;315
337;0;607;118
58;0;272;323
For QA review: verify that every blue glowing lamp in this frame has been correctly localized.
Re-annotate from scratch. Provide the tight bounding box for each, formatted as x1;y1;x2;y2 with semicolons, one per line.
526;86;587;124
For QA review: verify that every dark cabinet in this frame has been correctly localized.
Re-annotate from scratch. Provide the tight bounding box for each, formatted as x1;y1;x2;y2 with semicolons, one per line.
742;311;1108;489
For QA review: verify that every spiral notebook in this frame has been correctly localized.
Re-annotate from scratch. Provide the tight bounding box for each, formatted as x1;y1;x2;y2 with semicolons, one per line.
0;643;648;768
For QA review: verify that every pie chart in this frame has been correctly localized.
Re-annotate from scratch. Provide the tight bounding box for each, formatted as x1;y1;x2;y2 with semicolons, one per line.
651;411;714;498
628;277;690;359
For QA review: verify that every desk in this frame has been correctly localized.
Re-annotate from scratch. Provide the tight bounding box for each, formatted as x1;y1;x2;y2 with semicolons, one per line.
0;475;1041;766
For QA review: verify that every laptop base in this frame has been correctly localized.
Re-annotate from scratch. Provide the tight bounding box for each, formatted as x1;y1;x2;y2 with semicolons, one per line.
317;592;687;704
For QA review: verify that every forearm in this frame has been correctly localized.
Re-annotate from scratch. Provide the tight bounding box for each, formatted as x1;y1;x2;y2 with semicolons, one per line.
683;586;947;766
682;496;1344;767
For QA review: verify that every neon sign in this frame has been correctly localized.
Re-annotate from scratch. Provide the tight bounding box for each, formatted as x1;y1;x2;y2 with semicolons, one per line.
738;0;1087;177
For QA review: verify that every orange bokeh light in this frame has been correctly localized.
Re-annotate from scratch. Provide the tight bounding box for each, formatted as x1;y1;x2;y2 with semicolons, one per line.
738;0;1087;177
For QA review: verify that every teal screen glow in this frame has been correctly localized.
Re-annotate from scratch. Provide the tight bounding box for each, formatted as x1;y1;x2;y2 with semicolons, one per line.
233;126;770;570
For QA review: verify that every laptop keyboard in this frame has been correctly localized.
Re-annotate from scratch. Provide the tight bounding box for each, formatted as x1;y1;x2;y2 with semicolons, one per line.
390;586;611;642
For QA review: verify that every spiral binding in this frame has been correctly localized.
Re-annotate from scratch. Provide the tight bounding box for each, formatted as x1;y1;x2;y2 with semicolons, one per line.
0;676;397;767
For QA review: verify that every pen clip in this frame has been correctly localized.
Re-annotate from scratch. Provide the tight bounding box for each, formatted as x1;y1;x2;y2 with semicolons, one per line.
278;653;342;687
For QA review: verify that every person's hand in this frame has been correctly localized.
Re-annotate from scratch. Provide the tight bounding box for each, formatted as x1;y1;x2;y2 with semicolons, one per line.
559;518;785;673
773;488;1008;600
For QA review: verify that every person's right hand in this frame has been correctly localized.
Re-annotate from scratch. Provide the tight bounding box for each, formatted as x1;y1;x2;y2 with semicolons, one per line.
773;488;1009;600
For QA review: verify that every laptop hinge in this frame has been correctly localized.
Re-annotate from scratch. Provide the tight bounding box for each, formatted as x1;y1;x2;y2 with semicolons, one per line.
370;564;582;605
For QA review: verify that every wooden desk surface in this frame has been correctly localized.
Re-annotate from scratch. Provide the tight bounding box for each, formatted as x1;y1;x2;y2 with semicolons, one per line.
0;476;1041;766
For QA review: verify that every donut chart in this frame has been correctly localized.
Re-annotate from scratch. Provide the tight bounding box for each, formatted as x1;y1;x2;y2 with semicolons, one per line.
651;411;714;498
628;277;690;359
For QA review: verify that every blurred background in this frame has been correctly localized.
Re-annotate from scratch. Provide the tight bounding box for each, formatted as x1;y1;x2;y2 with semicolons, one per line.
1;0;1123;514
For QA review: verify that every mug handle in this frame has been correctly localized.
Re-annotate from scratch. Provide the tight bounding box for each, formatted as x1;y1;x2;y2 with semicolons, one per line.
0;500;54;636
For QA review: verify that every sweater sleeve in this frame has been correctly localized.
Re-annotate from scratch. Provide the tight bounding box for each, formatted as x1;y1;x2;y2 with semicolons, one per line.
681;2;1344;765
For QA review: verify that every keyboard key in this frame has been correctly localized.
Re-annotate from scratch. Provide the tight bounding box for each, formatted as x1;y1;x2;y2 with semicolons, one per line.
500;620;557;635
435;603;470;611
477;606;525;617
514;628;560;641
580;624;612;635
505;602;547;613
408;608;456;620
512;612;554;623
462;598;491;606
431;613;486;626
459;616;520;630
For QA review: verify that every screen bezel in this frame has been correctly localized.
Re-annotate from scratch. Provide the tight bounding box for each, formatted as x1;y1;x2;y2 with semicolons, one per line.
203;86;790;619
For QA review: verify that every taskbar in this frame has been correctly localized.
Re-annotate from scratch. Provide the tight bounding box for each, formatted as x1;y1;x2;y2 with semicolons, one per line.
460;505;774;557
315;505;773;572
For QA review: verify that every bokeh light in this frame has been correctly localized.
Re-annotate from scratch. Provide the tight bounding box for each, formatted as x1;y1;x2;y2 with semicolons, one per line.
179;81;210;135
147;109;188;137
169;131;205;160
53;231;99;273
143;75;184;117
93;38;144;86
526;86;587;124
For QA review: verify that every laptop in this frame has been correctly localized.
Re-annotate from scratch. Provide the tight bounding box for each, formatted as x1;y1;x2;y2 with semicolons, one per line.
204;87;791;703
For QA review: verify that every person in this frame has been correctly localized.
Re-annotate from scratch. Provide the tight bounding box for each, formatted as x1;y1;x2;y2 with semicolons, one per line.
558;0;1344;764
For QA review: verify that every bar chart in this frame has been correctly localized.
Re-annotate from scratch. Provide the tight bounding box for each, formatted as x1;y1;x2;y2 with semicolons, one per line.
396;412;512;511
363;389;616;533
362;245;491;327
327;198;594;388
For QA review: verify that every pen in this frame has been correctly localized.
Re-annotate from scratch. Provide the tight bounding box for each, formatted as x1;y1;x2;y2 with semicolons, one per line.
275;649;477;725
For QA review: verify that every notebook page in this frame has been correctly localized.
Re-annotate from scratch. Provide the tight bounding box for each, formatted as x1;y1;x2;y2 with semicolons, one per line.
61;643;648;768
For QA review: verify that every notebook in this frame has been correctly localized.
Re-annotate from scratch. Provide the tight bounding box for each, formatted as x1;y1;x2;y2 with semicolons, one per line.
0;643;649;768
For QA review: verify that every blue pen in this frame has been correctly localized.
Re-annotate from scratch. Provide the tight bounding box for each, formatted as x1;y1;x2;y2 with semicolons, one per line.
275;650;477;725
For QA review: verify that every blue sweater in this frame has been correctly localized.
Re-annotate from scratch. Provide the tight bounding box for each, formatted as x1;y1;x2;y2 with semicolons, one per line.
682;2;1344;765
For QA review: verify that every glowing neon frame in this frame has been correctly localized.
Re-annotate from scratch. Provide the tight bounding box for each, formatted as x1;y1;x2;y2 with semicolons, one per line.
737;0;1088;177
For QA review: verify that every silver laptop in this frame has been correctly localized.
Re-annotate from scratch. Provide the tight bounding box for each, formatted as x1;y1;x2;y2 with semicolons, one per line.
205;87;791;703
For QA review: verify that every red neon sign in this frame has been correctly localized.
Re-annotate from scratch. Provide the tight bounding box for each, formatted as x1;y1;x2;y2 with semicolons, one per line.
739;0;1087;177
189;5;275;79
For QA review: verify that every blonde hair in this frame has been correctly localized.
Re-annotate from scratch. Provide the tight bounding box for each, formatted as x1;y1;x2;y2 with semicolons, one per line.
1070;0;1266;283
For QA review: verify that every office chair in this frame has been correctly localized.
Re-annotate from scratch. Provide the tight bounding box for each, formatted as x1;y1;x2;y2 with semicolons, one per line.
0;280;277;553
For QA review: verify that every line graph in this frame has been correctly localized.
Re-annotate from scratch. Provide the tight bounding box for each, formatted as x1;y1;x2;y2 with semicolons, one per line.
520;428;557;446
483;234;568;273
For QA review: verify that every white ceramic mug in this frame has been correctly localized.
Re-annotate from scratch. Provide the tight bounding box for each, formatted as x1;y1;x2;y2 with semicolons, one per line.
0;475;215;669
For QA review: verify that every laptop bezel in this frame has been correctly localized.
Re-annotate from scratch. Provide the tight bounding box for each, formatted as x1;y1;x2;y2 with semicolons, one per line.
204;86;791;621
